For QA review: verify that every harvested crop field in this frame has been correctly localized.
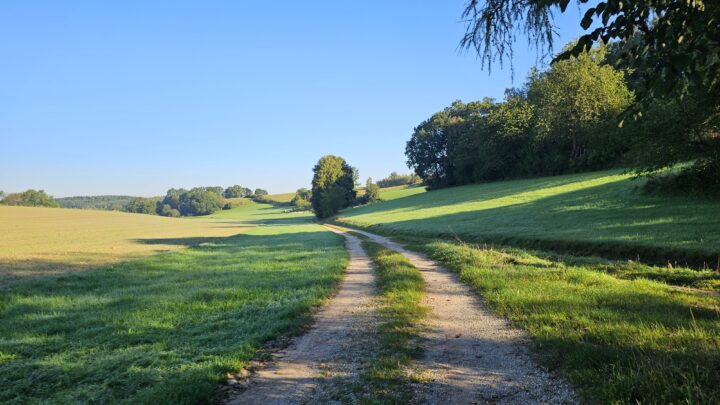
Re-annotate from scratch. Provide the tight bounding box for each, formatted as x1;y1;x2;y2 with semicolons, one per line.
0;205;251;285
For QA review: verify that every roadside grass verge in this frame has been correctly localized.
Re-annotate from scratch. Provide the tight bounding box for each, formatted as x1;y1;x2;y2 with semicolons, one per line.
355;241;426;403
417;240;720;403
337;170;720;267
0;223;346;404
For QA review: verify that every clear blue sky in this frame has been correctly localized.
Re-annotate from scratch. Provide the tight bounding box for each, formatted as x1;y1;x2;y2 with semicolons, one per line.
0;1;586;197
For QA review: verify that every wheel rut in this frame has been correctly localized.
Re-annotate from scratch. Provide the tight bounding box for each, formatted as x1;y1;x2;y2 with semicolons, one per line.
223;230;377;405
342;227;577;404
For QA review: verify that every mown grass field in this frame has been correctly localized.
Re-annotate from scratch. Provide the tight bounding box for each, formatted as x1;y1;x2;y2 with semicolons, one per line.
414;240;720;403
0;203;347;403
0;206;252;286
338;170;720;266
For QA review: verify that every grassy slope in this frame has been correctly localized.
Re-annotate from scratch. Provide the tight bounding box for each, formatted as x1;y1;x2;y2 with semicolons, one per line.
264;192;295;203
338;170;720;266
0;206;250;286
0;203;347;403
419;240;720;403
379;185;427;201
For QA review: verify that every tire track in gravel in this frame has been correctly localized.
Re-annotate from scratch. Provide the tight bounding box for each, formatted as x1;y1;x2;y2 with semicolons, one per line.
341;227;577;405
223;230;377;405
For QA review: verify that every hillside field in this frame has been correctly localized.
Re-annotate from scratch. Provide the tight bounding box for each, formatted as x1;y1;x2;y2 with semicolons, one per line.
0;206;252;286
338;170;720;266
0;202;347;403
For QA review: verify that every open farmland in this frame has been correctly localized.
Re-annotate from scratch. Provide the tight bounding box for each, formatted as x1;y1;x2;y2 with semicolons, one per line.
0;202;347;403
0;206;252;286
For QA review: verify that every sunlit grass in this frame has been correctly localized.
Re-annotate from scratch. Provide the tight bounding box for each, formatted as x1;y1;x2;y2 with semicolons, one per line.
0;205;253;286
418;240;720;403
338;170;720;266
0;204;347;403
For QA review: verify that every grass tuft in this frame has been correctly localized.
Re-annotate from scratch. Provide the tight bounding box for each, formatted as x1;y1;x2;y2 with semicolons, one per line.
355;241;426;403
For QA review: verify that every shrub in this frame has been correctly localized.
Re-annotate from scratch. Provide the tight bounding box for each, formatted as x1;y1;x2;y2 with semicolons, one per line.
291;188;312;211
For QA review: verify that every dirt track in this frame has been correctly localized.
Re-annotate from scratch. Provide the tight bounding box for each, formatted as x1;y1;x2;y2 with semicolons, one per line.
224;226;575;404
223;231;377;404
345;228;576;404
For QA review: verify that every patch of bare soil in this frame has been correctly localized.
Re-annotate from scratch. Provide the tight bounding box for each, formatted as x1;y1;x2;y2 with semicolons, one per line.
222;231;377;405
348;228;577;404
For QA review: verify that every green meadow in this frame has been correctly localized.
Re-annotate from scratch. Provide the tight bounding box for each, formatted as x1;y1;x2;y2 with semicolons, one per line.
416;240;720;403
338;170;720;266
0;203;347;404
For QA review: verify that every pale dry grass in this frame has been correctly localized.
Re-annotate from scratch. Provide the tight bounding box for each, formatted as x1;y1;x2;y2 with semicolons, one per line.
0;205;250;285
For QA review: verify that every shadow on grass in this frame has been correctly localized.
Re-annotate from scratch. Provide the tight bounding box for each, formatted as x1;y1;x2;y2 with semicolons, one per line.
421;241;720;403
0;229;347;404
342;175;720;268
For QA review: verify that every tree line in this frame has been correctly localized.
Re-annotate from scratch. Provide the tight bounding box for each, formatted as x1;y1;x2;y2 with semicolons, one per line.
0;190;58;208
0;184;271;216
456;0;720;194
406;40;720;193
406;45;633;188
126;185;270;216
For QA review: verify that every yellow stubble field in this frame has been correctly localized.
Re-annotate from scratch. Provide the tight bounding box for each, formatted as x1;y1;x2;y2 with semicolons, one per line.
0;205;250;286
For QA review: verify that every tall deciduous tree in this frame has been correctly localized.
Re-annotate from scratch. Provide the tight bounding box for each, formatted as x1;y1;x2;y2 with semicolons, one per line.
526;46;633;171
310;155;356;218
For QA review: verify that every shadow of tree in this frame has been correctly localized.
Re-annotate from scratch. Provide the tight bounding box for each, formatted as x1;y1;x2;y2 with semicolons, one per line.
0;229;347;403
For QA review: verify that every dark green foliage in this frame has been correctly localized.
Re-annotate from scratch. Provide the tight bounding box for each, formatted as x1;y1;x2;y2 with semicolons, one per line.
124;197;157;214
56;195;137;210
603;39;720;190
310;155;357;218
223;185;250;198
291;188;312;211
459;0;720;193
1;189;59;208
156;187;227;216
158;203;181;217
405;51;632;188
156;188;185;215
376;172;421;188
460;0;719;101
253;188;269;197
177;188;223;216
